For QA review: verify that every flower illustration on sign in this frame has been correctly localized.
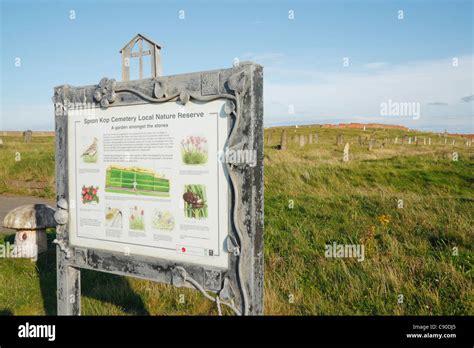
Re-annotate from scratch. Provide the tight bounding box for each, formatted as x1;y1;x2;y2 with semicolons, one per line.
81;185;99;204
129;206;145;230
181;135;208;165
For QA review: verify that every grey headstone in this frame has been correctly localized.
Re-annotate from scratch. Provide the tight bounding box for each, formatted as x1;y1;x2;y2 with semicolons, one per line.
299;134;305;147
280;130;287;150
23;130;32;144
336;134;344;146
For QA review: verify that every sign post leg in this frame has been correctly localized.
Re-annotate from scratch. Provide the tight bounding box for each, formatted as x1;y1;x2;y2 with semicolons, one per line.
57;250;81;315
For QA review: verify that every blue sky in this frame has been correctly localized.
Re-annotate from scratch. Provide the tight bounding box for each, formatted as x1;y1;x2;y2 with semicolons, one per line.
1;0;473;132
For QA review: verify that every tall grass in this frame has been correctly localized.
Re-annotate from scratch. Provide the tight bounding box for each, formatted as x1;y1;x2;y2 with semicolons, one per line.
0;136;55;197
0;128;472;315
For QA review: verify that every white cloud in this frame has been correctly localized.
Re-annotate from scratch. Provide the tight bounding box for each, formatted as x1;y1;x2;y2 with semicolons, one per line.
2;56;472;133
364;62;389;70
264;55;474;133
427;102;448;106
240;52;285;65
1;103;54;131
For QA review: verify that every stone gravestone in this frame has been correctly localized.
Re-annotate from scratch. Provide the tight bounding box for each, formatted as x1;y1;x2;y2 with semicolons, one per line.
280;130;287;150
394;136;398;144
358;136;363;145
336;134;344;146
423;138;426;145
343;143;349;162
0;138;3;146
23;130;32;143
444;138;447;145
308;134;313;145
428;138;431;145
52;34;264;316
408;137;412;145
299;134;305;147
266;132;271;146
368;139;375;151
314;133;319;144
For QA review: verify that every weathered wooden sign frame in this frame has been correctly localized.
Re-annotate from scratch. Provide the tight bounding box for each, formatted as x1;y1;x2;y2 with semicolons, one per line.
52;63;264;315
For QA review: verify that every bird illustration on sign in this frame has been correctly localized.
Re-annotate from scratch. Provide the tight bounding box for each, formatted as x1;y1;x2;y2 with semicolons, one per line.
81;137;98;163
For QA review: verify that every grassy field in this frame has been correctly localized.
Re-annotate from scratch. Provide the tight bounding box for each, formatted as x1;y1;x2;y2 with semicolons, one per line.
0;136;55;198
0;127;472;315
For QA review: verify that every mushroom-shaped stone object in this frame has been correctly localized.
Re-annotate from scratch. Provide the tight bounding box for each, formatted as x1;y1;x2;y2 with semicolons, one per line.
2;204;56;259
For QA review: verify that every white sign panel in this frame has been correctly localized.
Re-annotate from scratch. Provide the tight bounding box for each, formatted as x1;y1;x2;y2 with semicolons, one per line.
67;100;229;269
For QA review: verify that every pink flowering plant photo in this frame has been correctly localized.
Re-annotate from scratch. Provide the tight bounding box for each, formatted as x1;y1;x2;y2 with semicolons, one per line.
181;135;208;165
129;206;145;230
